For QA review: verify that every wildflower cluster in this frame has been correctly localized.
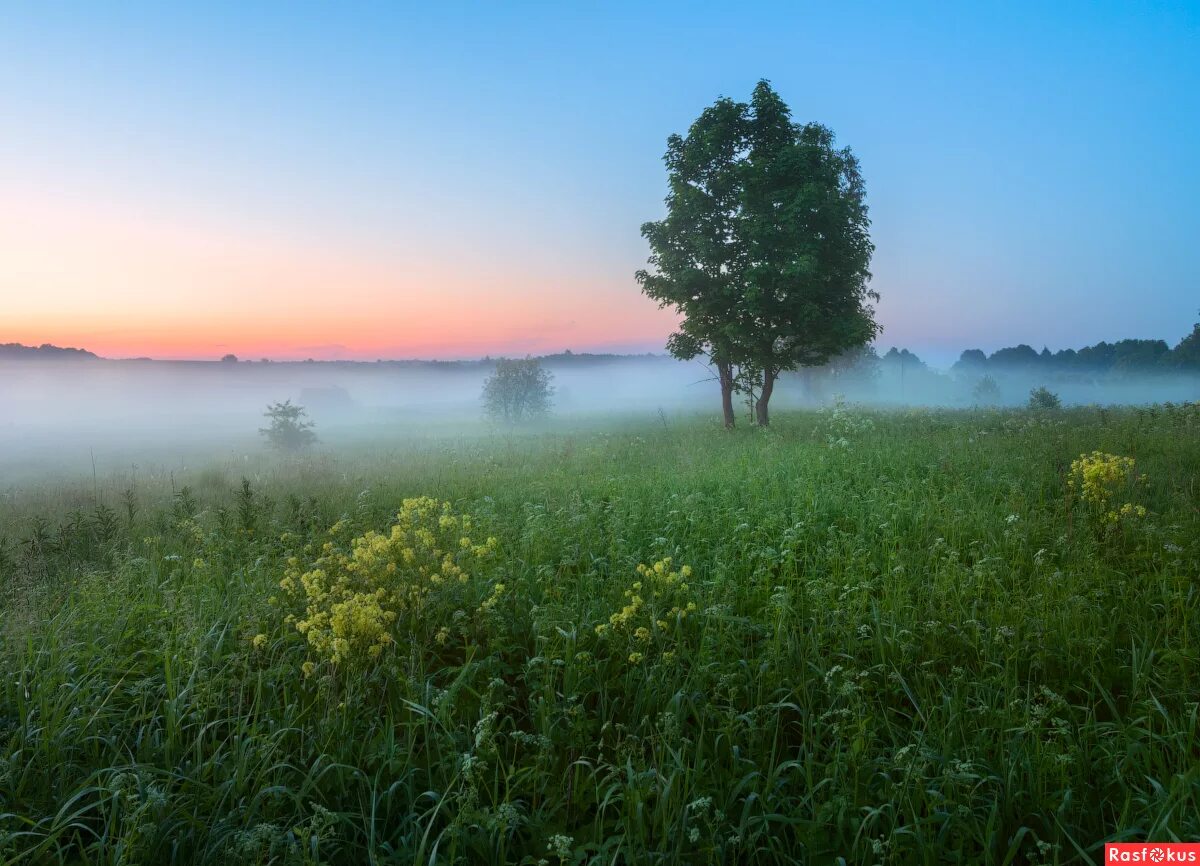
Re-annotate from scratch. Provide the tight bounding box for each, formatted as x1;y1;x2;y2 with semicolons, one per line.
817;396;875;449
1067;451;1146;524
595;558;697;665
277;497;497;666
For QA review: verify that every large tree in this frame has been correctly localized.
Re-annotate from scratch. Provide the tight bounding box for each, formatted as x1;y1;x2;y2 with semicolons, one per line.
637;80;878;426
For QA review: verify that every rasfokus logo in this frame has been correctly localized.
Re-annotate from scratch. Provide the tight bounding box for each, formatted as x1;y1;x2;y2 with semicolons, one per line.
1106;843;1200;863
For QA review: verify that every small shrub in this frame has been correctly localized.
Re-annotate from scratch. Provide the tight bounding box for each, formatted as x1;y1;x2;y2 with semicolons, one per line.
259;400;317;451
1027;386;1061;410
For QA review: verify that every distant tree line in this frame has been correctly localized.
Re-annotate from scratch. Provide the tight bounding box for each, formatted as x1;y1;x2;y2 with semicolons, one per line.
951;318;1200;375
0;342;98;360
811;315;1200;385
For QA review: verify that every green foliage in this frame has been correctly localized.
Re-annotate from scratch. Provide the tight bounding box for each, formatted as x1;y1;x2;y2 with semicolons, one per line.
1;408;1198;863
481;357;553;424
259;400;317;451
637;80;878;425
1028;385;1062;410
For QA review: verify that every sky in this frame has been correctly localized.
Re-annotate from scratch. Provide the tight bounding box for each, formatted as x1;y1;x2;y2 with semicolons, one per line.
2;1;1198;366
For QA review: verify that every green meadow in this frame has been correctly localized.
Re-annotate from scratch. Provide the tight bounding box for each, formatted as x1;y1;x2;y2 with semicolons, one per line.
1;405;1197;864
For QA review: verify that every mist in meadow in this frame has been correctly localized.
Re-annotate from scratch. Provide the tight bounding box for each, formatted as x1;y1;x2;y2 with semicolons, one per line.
0;354;709;482
1;348;1197;485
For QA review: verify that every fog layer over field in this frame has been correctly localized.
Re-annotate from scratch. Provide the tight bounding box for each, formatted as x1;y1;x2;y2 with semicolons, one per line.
1;354;1197;483
0;356;713;480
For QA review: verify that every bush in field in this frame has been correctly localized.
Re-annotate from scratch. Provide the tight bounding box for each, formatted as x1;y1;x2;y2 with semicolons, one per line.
972;374;1001;405
1027;385;1061;411
482;358;554;424
259;400;317;451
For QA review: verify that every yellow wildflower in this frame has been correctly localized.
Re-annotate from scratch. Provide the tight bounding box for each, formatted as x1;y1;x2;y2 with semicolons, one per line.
1068;451;1139;506
277;497;496;668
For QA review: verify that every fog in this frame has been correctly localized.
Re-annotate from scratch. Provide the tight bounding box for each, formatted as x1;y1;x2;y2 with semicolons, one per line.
800;358;1200;409
0;356;712;483
1;355;1197;485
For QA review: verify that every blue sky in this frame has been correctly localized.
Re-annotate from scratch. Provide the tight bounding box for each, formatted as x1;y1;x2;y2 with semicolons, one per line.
2;1;1197;365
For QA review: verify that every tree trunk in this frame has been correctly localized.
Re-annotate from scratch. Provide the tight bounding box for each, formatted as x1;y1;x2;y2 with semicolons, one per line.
755;369;776;426
717;361;736;429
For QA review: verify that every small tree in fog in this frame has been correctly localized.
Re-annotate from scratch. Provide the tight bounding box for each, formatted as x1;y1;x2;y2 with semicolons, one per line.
260;400;317;451
972;375;1001;405
482;358;554;424
1027;386;1061;411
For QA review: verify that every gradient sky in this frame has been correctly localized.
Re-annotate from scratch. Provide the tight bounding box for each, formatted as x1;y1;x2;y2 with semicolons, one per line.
2;1;1198;365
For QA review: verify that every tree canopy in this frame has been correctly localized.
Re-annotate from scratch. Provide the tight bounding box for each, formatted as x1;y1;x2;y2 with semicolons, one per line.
637;80;877;426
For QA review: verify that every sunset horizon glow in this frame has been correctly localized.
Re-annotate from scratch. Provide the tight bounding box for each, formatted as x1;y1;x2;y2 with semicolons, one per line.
3;2;1197;367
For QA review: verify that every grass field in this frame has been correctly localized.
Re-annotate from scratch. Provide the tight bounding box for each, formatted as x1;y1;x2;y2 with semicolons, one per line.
1;405;1198;864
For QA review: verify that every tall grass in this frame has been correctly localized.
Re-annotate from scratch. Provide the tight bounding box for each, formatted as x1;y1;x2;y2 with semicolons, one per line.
1;405;1198;864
